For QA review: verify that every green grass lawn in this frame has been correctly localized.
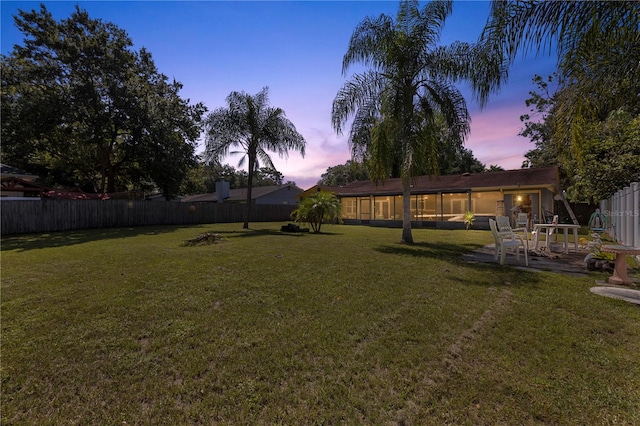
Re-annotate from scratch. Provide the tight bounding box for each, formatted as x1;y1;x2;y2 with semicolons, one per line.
2;223;639;424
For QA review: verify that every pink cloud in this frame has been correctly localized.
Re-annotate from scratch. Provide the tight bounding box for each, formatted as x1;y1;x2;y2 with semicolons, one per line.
466;103;533;169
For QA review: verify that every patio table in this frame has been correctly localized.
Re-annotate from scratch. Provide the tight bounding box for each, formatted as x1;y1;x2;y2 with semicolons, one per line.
600;245;640;285
532;223;581;254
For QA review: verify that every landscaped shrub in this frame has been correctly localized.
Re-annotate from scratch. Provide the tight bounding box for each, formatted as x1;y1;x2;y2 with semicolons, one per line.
291;191;341;233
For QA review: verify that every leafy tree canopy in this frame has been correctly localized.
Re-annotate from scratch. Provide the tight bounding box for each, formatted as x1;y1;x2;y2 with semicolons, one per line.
520;75;640;202
318;145;487;187
317;160;370;186
438;145;486;175
182;161;289;195
485;164;504;172
519;75;560;170
1;4;206;199
482;1;640;168
570;110;640;202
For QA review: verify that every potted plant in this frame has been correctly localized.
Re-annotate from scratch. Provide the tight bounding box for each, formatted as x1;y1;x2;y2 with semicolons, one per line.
584;247;615;272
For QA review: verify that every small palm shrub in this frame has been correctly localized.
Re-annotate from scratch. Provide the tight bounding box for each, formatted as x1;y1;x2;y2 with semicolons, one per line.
464;211;476;230
291;191;342;233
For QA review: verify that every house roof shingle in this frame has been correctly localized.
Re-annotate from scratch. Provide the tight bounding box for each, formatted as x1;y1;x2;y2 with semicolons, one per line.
182;184;303;203
301;166;560;197
0;163;38;180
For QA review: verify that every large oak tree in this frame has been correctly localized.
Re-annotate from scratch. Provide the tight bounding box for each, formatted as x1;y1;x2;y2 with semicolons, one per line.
1;5;205;198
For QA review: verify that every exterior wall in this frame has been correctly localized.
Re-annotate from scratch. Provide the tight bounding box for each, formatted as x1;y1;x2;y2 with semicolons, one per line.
500;191;541;227
255;186;301;205
2;190;26;197
541;189;556;222
344;218;471;230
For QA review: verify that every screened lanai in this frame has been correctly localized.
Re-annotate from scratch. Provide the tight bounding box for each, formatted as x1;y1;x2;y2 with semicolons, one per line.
300;166;560;230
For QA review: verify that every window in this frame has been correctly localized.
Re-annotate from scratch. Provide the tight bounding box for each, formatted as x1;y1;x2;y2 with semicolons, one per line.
341;197;357;219
393;196;403;220
442;193;468;220
359;197;371;219
412;194;438;220
470;191;503;217
374;196;392;219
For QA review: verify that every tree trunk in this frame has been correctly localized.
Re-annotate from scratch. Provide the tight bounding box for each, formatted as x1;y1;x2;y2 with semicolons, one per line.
244;151;256;229
106;170;116;194
401;179;413;244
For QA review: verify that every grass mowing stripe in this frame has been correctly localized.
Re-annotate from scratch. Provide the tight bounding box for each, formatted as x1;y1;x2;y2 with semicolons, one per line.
2;223;639;424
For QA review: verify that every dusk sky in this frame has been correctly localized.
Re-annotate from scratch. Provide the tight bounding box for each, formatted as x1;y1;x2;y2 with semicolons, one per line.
1;1;558;189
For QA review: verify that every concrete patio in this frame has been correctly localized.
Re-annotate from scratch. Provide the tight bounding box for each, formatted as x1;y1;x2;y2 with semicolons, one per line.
462;241;591;276
462;241;640;305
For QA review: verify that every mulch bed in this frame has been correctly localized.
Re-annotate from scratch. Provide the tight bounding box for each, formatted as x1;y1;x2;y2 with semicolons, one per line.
182;232;223;246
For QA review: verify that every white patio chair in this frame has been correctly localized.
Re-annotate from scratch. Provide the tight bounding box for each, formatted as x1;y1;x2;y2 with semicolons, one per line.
515;212;530;240
496;215;528;242
489;218;529;266
516;212;529;229
548;214;559;238
532;214;559;251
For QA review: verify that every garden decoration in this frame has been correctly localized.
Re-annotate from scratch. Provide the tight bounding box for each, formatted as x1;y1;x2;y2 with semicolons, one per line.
600;244;640;285
588;208;607;245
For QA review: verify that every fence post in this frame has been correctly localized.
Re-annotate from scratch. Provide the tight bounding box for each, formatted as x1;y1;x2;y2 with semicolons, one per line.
605;182;640;247
615;189;622;242
622;186;634;246
633;182;640;247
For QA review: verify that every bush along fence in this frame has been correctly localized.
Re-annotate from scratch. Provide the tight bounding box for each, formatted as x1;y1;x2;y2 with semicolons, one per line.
601;181;640;247
1;199;297;236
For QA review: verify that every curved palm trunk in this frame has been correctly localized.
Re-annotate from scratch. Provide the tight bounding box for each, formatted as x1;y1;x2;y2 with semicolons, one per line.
243;154;256;229
243;184;252;229
401;180;413;244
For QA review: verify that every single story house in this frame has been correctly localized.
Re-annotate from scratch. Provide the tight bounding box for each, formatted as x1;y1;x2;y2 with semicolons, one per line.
1;164;43;198
300;166;562;229
182;181;303;206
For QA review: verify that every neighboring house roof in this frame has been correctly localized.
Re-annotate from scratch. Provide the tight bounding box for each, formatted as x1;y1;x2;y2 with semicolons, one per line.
146;193;184;202
41;188;110;200
182;184;303;203
0;163;38;181
300;166;560;197
1;177;49;194
181;192;217;203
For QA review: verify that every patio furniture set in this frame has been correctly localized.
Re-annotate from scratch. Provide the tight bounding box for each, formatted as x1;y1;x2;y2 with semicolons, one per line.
488;214;638;286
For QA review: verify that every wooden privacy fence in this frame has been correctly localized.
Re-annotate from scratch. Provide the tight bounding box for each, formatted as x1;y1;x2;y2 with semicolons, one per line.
1;200;297;235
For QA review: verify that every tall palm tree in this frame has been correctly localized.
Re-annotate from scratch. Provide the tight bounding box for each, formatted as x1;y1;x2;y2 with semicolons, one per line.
204;87;306;229
481;1;640;159
332;0;505;243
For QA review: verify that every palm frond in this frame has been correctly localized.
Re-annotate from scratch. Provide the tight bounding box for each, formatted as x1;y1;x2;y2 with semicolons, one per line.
342;14;394;75
203;85;305;184
331;70;385;135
